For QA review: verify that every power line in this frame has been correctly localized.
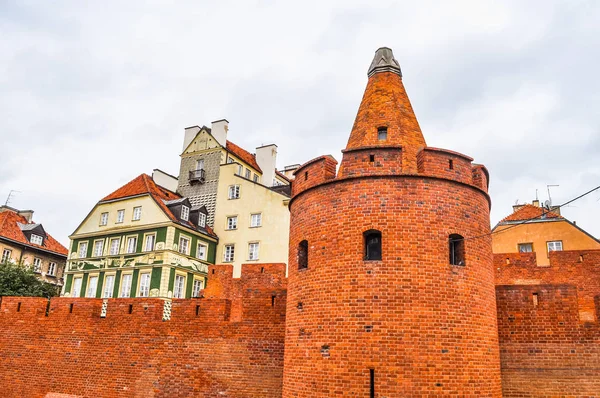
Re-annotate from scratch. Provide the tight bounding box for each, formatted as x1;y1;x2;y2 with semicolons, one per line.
455;184;600;243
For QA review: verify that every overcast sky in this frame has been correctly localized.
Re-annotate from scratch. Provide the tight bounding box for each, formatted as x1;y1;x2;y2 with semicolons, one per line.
1;0;599;247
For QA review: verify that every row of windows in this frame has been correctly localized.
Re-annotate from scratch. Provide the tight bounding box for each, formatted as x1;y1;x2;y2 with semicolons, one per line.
99;207;142;226
223;242;260;262
70;272;204;299
226;157;261;183
225;213;262;230
177;235;208;261
78;233;156;258
1;249;58;276
518;240;563;255
296;231;467;269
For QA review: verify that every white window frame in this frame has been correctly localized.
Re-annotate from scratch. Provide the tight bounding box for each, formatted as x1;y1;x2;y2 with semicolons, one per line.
30;234;43;245
228;185;240;199
132;206;142;221
248;242;260;261
120;273;132;298
86;275;98;298
196;159;204;170
179;235;190;255
109;238;121;256
250;213;262;228
93;239;104;257
192;279;203;298
72;277;83;297
224;244;235;262
100;212;109;226
173;274;185;299
181;205;190;221
198;213;206;228
144;233;156;252
245;168;251;179
48;262;56;276
197;243;207;260
237;164;243;175
78;241;88;258
138;272;151;297
126;236;137;254
227;216;238;230
33;257;42;273
547;240;563;254
103;274;115;298
116;209;125;224
518;243;533;253
2;249;12;263
253;174;259;183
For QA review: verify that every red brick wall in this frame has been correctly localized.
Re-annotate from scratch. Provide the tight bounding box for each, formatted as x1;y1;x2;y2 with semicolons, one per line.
337;147;402;178
0;263;287;398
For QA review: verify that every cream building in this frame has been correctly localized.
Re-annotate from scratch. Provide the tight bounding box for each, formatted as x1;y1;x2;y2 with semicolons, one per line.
177;119;291;277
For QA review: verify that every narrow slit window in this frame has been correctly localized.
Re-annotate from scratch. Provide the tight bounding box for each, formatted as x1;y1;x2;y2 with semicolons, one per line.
449;234;465;266
369;154;375;162
304;171;308;181
448;159;454;170
364;230;382;261
377;127;387;140
532;293;539;307
298;240;308;270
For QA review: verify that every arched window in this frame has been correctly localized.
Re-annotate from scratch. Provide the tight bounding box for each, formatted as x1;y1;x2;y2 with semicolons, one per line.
298;240;308;270
364;230;382;261
449;234;465;266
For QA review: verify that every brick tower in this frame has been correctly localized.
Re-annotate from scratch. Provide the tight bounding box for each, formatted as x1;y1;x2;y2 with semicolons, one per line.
283;48;502;397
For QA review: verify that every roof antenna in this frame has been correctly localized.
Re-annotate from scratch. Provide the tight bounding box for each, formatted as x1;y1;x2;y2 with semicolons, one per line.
546;184;559;207
4;190;21;206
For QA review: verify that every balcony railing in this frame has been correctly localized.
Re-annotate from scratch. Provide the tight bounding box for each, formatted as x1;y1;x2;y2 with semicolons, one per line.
189;169;206;184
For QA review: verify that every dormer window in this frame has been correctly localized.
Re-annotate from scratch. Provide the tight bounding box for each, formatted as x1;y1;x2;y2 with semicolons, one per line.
377;127;388;141
181;205;190;221
198;212;206;227
30;234;43;245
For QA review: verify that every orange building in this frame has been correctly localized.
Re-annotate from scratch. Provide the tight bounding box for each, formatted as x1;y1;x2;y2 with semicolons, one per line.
492;201;600;266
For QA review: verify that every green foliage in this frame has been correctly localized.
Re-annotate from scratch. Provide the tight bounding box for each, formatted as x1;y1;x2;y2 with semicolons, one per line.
0;261;60;297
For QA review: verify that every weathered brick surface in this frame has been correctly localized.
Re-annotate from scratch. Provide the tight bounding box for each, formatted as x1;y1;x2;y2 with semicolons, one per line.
0;263;286;398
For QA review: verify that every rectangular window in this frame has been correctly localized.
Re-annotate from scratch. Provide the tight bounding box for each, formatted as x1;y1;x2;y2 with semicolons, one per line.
224;245;235;262
250;213;262;227
72;277;83;297
100;212;108;226
197;243;207;260
173;275;185;299
197;159;204;170
547;240;563;255
33;257;42;273
248;242;260;261
48;262;56;276
228;185;240;199
237;164;243;175
192;279;203;298
78;242;88;258
126;236;137;254
138;273;151;297
144;234;156;252
2;249;12;263
132;206;142;221
179;236;190;255
103;275;115;298
116;209;125;224
518;243;533;253
245;168;251;179
181;205;190;221
120;274;132;298
227;216;238;230
93;240;104;257
253;174;259;183
86;276;98;298
30;234;43;245
109;238;120;256
198;213;206;227
377;127;388;140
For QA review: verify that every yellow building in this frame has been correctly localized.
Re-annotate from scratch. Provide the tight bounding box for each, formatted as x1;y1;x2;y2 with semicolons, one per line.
492;200;600;265
176;119;291;277
63;172;217;299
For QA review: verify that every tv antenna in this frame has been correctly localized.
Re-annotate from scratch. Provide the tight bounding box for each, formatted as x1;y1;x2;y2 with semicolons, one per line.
4;190;22;206
546;184;559;208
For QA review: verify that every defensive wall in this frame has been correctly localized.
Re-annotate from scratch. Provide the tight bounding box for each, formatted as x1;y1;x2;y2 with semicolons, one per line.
495;250;600;397
0;263;287;398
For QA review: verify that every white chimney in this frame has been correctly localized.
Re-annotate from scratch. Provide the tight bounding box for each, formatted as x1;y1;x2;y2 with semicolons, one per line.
211;119;229;147
182;126;201;152
256;144;278;186
152;169;178;192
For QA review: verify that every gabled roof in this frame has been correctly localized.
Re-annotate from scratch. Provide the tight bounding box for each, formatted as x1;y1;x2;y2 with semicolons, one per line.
98;174;217;238
275;170;290;183
0;211;68;257
226;140;262;173
500;204;562;223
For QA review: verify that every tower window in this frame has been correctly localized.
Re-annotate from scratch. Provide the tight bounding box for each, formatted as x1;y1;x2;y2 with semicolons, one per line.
364;230;382;261
304;171;308;181
448;159;454;170
377;127;387;141
298;240;308;270
369;154;375;162
449;234;465;266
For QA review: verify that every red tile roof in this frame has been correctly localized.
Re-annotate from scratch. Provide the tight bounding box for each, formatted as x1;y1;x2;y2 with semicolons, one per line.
99;174;216;237
500;204;563;223
0;211;68;257
226;140;262;173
